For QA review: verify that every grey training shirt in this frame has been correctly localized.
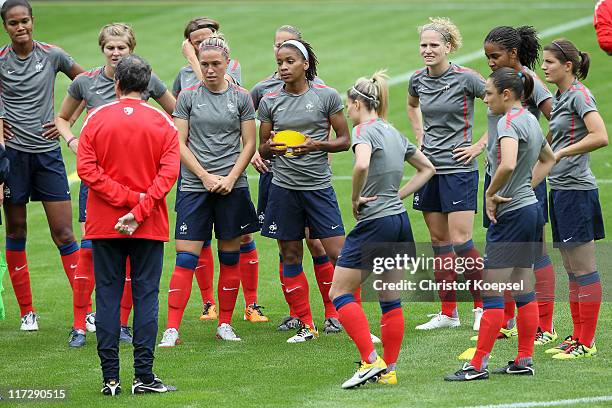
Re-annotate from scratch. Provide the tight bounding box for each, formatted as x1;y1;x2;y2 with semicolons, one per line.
408;63;486;174
351;118;417;223
0;41;75;153
258;82;344;190
173;82;255;192
250;73;325;111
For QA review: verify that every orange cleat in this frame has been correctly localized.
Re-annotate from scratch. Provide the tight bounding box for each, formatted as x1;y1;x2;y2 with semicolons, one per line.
200;301;218;321
244;303;269;323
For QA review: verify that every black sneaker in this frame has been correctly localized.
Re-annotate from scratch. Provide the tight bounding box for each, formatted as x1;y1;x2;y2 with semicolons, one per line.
119;326;133;343
68;328;86;348
492;361;535;376
132;376;177;394
101;379;121;396
323;317;343;334
444;362;489;381
277;316;301;331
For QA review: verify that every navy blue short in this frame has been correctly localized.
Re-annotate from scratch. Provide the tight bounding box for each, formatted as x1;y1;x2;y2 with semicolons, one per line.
483;173;549;228
261;183;344;241
337;212;415;269
413;170;478;213
485;203;544;269
549;189;605;248
175;187;260;241
257;170;273;226
3;146;70;204
78;182;88;223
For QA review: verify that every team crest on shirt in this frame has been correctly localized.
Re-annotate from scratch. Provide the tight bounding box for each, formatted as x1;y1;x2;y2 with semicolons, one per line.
227;101;236;114
124;107;134;115
35;61;44;73
305;102;314;112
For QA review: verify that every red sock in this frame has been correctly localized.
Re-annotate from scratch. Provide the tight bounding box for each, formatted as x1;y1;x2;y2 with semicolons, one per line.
166;264;194;330
72;245;94;331
471;301;504;370
6;245;33;316
568;276;581;339
503;292;516;327
577;272;602;347
336;299;375;362
433;248;457;317
279;258;296;316
381;308;404;367
283;264;313;327
534;257;555;333
354;287;362;306
120;259;132;326
59;243;79;289
313;256;337;319
239;242;259;306
217;252;241;325
194;244;215;305
454;241;483;309
515;299;538;365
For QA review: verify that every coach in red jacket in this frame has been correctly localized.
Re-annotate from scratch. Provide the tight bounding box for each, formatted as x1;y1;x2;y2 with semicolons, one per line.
77;54;179;396
595;0;612;54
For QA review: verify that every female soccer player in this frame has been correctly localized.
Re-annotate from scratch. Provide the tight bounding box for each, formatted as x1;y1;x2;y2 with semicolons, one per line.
251;25;343;334
445;68;555;381
173;18;261;324
1;0;84;331
330;71;435;388
55;23;176;347
541;39;607;359
481;26;557;345
258;38;351;343
159;35;258;345
407;17;485;331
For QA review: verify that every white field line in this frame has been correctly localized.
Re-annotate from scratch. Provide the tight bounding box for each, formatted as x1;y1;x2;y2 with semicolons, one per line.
66;15;594;185
464;395;612;408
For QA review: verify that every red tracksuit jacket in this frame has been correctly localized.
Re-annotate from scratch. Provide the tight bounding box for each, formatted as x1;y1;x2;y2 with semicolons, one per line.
595;0;612;53
77;97;179;241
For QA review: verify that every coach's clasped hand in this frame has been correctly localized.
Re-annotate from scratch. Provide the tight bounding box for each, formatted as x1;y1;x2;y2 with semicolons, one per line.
114;213;140;235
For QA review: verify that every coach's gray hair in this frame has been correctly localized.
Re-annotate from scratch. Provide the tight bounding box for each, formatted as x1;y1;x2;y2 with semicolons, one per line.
115;54;151;95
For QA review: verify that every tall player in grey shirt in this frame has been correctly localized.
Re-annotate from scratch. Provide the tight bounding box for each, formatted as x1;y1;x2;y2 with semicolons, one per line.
407;17;486;331
258;38;350;343
328;71;435;388
0;0;84;331
54;23;176;348
541;39;608;358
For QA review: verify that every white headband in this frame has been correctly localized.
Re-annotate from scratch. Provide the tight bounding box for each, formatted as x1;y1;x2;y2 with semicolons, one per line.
281;39;309;60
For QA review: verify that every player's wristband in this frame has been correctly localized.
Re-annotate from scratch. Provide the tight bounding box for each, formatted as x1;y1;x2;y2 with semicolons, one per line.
66;137;78;147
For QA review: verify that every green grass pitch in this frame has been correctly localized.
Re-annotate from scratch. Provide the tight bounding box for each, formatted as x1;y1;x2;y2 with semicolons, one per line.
0;1;610;407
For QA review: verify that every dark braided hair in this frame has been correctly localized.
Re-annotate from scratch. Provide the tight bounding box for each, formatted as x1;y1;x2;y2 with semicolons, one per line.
278;39;318;81
484;26;541;70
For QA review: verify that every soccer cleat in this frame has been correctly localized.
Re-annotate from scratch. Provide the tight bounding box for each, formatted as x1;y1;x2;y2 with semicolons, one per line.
545;335;575;354
244;303;269;323
287;325;319;343
119;326;133;343
341;356;387;389
376;370;397;385
552;342;597;360
85;312;96;333
370;333;381;344
101;379;121;396
200;301;218;321
415;312;460;330
497;325;518;339
444;362;489;382
324;317;343;334
534;329;558;346
277;316;302;331
158;328;181;348
472;307;483;331
132;376;177;394
216;323;241;341
492;361;535;376
68;328;86;348
20;311;39;331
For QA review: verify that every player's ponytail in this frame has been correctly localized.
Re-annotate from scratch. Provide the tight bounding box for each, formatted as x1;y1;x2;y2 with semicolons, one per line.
544;38;590;80
490;67;534;101
484;26;540;70
577;51;591;80
347;70;390;119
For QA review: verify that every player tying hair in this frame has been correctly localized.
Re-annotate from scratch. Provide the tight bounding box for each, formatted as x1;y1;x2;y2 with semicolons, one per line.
173;17;262;323
258;38;351;343
445;68;556;381
407;17;485;331
541;39;607;359
159;34;259;346
251;25;347;335
1;0;84;332
331;71;435;388
478;26;557;346
56;22;176;348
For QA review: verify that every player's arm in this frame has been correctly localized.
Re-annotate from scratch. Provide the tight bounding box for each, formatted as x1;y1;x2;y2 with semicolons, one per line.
485;136;517;223
174;117;219;190
406;94;424;148
351;143;374;219
293;111;350;154
453;131;487;164
56;95;85;155
532;142;555;188
155;91;177;115
258;121;287;160
183;39;203;82
554;111;608;161
399;150;436;200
